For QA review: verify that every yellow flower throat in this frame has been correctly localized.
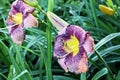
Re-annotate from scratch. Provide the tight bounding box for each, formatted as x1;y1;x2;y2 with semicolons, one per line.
10;13;23;25
63;36;79;56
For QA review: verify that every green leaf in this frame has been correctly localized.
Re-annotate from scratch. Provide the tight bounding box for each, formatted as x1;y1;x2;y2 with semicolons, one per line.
0;41;11;67
0;73;7;80
12;70;28;80
116;70;120;80
92;45;120;61
7;65;14;80
95;32;120;50
43;75;77;80
80;73;86;80
92;68;108;80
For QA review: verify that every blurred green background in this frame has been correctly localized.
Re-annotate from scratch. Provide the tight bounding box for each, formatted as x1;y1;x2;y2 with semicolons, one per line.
0;0;120;80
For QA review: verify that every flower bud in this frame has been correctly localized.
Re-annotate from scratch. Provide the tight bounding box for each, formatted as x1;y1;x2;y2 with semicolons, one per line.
99;4;115;15
47;11;69;31
24;0;38;7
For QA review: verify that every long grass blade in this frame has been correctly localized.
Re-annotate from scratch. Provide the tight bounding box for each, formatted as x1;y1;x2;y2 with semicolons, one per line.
92;68;108;80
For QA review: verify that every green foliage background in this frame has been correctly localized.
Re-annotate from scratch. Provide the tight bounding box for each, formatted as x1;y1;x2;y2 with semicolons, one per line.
0;0;120;80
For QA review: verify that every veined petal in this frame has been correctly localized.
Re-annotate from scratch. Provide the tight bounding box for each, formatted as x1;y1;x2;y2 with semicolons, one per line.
83;33;94;54
58;58;68;72
22;2;35;15
6;17;15;26
47;11;69;31
65;49;88;74
24;13;38;28
75;53;88;73
12;0;35;16
9;26;25;44
65;25;87;44
8;0;18;15
54;35;70;58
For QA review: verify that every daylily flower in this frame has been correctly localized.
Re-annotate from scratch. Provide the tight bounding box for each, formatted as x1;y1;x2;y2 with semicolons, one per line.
47;12;94;74
6;0;38;44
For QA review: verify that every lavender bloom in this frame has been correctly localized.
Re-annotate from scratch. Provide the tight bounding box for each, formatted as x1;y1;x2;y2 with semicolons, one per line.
47;12;94;74
6;0;38;44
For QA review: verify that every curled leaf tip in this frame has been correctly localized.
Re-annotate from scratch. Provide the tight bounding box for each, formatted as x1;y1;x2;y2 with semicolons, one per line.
47;11;69;31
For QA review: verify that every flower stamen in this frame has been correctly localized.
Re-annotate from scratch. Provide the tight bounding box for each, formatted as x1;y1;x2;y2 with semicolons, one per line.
10;13;23;25
63;36;79;56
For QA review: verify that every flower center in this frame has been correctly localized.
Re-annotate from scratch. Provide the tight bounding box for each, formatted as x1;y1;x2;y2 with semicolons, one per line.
10;13;23;25
63;36;79;56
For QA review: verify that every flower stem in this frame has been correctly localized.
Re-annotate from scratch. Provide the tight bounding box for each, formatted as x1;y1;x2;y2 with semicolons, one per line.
36;4;47;16
45;25;53;80
35;1;53;79
44;0;54;80
0;73;7;80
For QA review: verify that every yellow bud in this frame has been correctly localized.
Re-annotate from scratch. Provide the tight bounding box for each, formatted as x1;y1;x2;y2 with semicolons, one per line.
99;5;115;15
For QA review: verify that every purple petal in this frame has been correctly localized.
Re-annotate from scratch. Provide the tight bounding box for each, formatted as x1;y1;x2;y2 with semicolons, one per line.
64;47;88;74
54;35;70;58
58;58;68;72
8;0;18;15
9;25;25;44
10;0;34;17
24;13;38;28
6;18;15;26
83;33;94;54
65;25;87;44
